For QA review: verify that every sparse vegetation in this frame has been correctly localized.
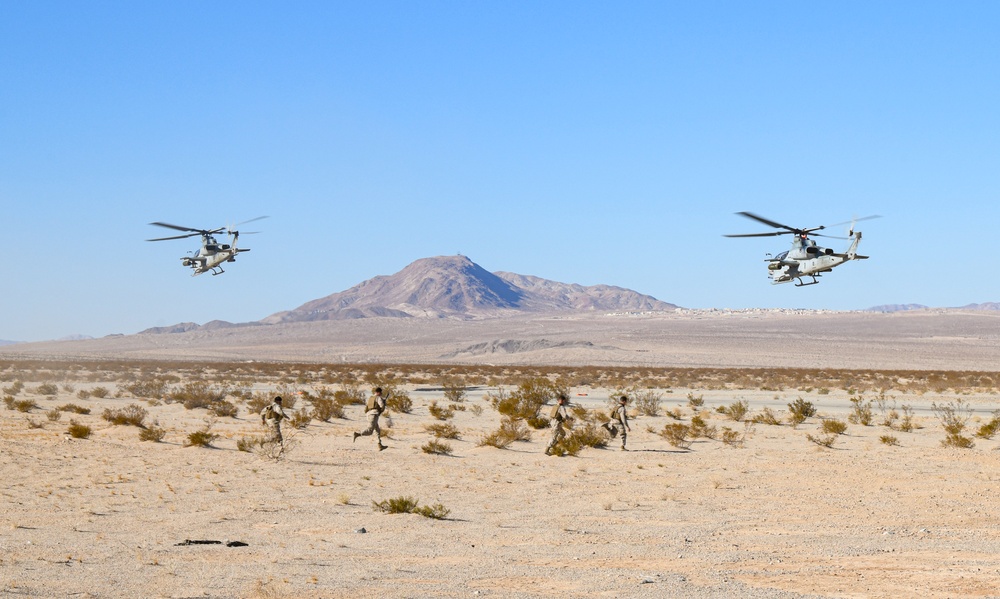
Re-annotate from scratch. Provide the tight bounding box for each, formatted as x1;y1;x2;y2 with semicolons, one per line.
821;419;848;435
932;399;975;448
880;435;900;446
752;407;782;426
186;423;219;448
717;399;750;422
139;425;167;442
102;403;148;427
424;422;460;439
478;416;531;449
34;382;59;396
806;432;837;448
58;403;91;415
428;401;455;420
372;496;450;519
787;398;816;426
421;439;453;455
660;423;693;450
67;420;92;439
976;411;1000;439
848;395;874;426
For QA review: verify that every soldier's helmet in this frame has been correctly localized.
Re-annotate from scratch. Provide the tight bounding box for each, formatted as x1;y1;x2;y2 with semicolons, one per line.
274;396;282;403
558;394;568;403
619;396;628;403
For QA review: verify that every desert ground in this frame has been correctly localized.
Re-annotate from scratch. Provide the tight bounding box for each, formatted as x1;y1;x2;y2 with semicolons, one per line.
3;354;1000;599
3;310;1000;598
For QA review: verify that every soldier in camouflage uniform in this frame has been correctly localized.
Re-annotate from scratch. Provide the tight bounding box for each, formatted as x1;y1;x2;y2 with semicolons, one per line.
545;394;571;456
260;396;288;445
603;395;631;451
353;387;387;451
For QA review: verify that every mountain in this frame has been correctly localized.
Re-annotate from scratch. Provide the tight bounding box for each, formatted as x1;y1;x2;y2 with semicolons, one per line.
0;339;21;346
956;302;1000;310
261;255;677;324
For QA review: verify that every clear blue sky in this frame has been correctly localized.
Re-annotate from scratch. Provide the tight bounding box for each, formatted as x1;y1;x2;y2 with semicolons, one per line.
3;2;999;342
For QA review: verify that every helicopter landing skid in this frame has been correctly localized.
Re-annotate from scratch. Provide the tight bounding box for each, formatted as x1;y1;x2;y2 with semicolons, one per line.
794;276;820;287
210;267;225;276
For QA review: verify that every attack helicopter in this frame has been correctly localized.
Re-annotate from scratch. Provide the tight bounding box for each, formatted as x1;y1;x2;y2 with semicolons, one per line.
147;217;267;276
725;212;879;286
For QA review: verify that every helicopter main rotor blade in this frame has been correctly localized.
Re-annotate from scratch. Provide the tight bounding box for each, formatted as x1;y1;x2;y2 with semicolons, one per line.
826;214;882;228
723;231;792;238
147;232;203;242
149;222;207;233
734;212;803;233
232;215;269;227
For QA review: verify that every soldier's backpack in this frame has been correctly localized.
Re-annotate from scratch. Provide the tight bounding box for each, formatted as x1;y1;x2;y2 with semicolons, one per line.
365;394;378;412
550;403;562;420
609;406;618;420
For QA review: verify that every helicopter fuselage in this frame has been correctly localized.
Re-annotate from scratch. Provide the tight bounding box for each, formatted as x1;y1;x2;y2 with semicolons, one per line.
766;232;865;286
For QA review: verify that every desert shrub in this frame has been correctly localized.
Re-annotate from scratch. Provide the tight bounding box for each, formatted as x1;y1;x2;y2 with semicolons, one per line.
478;416;531;448
568;422;609;449
372;496;419;514
821;419;848;435
752;407;782;426
385;389;413;414
3;395;14;409
171;381;229;410
806;433;837;448
689;415;716;439
880;435;900;446
123;377;171;400
787;398;816;426
76;389;91;399
237;435;262;452
102;403;148;427
428;401;455;421
424;422;460;439
186;425;219;448
139;425;167;442
333;384;365;406
67;420;92;439
933;400;974;448
209;400;238;418
58;403;91;415
611;386;661;417
660;423;693;450
46;409;62;422
246;392;271;415
421;439;453;455
442;381;467;403
34;383;59;396
288;409;311;429
719;423;752;448
816;387;830;395
687;392;704;408
848;395;873;426
469;404;484;417
976;411;1000;439
2;381;23;395
897;405;916;432
717;399;750;422
12;398;38;413
494;378;564;423
310;397;344;421
414;503;451;520
90;386;110;399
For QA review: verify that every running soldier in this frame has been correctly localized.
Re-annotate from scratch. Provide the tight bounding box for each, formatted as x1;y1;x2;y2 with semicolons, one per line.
260;396;288;445
603;395;631;451
353;387;387;451
545;394;572;455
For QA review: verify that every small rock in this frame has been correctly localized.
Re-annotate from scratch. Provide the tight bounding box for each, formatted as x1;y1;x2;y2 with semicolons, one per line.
355;527;367;534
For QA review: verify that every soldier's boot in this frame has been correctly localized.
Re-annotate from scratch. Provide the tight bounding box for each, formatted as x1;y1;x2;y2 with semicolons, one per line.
378;443;387;451
353;432;360;442
620;445;627;451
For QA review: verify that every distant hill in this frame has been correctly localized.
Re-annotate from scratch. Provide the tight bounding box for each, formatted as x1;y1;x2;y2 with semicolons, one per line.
866;304;929;313
0;339;21;346
957;302;1000;310
259;255;678;324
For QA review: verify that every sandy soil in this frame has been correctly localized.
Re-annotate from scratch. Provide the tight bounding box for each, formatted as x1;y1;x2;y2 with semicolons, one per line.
5;310;1000;370
4;379;1000;599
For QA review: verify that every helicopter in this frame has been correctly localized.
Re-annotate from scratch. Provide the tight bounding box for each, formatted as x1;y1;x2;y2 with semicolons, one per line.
725;212;879;286
147;217;267;276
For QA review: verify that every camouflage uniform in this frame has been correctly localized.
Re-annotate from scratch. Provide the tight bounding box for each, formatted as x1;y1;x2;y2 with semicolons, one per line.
354;389;387;451
603;398;631;450
260;397;288;444
545;397;571;455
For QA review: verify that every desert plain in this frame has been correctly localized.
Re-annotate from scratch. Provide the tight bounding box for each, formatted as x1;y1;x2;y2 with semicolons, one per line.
3;309;1000;598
